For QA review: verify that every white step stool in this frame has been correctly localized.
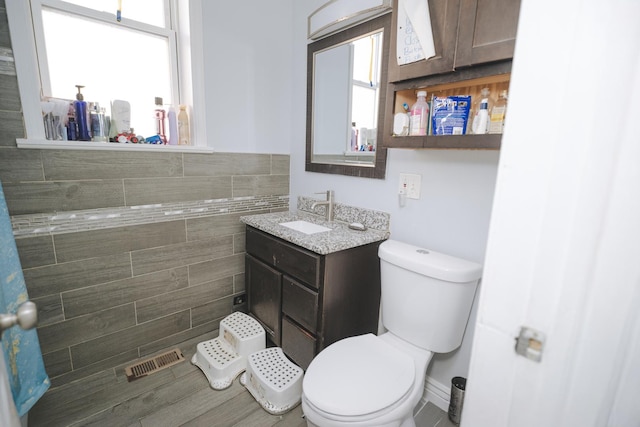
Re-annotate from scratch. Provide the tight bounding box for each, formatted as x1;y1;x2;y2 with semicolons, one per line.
240;347;304;415
191;311;265;390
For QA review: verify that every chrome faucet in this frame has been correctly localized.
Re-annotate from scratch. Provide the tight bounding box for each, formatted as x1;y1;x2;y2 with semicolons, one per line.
311;190;334;221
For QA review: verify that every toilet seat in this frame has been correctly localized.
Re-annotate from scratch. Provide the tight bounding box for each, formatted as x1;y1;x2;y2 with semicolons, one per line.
303;334;415;418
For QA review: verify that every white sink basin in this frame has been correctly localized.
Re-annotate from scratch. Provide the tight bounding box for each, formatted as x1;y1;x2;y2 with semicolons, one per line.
279;220;331;235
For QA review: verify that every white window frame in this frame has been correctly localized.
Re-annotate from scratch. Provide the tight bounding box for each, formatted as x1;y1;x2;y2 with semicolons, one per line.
5;0;210;152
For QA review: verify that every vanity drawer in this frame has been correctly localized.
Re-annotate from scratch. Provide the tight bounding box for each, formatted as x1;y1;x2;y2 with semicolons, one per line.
282;317;316;371
246;227;322;289
282;276;318;334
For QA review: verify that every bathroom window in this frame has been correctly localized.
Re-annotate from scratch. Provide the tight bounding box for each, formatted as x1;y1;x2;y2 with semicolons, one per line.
30;0;178;138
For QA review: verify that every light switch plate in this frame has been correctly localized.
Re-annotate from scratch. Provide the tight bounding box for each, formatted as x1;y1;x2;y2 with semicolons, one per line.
399;173;421;199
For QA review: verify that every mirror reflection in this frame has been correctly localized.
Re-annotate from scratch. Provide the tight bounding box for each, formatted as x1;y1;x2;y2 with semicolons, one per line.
306;13;390;179
313;29;382;163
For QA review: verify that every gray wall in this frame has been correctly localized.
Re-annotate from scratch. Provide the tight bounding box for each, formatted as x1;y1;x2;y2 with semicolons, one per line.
0;2;289;387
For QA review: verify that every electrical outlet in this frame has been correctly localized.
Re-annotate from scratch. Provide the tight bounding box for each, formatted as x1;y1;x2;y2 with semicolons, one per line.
399;173;422;199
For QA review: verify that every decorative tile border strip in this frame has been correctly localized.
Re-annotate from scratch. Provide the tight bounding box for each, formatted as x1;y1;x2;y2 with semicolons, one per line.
11;195;289;238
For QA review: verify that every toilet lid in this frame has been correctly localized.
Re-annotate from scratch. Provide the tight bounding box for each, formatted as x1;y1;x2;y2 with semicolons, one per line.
303;334;414;417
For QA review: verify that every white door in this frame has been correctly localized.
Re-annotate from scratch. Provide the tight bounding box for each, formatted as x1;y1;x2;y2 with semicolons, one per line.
462;0;640;426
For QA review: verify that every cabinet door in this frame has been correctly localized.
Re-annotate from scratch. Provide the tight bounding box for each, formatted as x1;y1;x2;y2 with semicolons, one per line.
454;0;521;67
245;254;282;346
388;0;460;82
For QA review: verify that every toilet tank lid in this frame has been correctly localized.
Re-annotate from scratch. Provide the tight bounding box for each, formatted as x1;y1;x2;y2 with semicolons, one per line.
379;240;482;283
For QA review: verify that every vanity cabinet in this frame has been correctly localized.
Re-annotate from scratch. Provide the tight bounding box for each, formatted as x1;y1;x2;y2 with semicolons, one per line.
245;226;382;370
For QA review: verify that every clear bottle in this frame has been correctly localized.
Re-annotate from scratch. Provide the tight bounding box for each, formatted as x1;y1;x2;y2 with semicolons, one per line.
154;97;167;144
409;90;429;136
350;122;358;151
471;98;489;134
177;105;190;145
488;90;508;134
90;102;107;142
167;105;178;145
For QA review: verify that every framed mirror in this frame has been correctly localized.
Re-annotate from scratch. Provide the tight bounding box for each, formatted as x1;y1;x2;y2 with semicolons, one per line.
306;13;391;179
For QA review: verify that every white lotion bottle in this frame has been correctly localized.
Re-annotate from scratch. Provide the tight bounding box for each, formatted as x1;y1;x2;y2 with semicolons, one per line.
471;98;489;134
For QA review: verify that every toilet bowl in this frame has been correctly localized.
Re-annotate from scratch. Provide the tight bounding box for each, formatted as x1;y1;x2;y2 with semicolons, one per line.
302;333;432;427
301;240;482;427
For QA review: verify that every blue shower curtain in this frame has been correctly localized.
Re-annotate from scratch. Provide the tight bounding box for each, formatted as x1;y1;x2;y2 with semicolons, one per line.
0;181;50;416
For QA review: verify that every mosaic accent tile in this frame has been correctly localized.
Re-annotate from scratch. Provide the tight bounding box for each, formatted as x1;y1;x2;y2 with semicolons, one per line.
12;195;289;238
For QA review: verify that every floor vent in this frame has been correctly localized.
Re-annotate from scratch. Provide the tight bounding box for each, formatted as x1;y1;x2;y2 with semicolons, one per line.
125;348;185;382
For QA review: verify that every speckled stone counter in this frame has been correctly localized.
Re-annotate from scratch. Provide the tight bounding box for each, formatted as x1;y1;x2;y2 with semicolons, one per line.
240;197;390;255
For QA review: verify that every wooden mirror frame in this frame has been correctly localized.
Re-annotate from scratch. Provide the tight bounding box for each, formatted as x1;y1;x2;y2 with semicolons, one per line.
305;13;391;179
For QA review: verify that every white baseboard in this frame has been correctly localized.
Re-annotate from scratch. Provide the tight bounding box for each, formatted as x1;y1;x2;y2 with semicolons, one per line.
422;376;451;412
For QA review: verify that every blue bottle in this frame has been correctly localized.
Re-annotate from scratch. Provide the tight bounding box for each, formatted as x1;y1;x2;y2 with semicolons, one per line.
74;85;91;141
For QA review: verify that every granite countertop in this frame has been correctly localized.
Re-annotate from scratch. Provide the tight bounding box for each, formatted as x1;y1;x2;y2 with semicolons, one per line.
240;211;390;255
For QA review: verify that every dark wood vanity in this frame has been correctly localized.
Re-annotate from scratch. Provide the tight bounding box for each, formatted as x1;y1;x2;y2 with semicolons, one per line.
245;226;383;370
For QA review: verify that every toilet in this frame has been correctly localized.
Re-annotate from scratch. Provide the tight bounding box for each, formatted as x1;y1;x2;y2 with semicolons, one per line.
301;239;482;427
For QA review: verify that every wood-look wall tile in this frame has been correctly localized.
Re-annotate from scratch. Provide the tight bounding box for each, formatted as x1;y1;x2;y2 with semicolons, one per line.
15;235;56;269
70;310;190;369
63;267;189;319
41;348;72;379
138;321;218;358
54;220;186;263
38;303;136;354
233;233;245;254
48;349;139;389
42;150;183;180
183;153;271;177
191;296;233;327
271;154;290;175
2;180;125;215
131;235;233;276
23;253;132;298
124;176;231;206
186;212;250;241
0;111;24;147
232;174;289;197
188;253;244;286
0;74;20;111
0;147;42;182
0;6;10;49
233;273;245;294
32;293;64;326
136;277;233;323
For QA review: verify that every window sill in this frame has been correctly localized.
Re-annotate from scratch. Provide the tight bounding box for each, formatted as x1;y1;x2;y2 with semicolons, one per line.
17;139;215;154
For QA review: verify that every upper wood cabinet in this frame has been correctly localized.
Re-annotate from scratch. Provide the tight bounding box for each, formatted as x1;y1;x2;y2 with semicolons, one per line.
454;0;521;68
388;0;460;82
387;0;520;82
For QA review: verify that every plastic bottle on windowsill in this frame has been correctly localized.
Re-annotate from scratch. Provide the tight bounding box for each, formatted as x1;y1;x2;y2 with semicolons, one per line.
177;105;190;145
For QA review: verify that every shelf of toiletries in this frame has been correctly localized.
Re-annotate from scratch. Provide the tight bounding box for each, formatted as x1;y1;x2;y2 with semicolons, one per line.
382;64;511;150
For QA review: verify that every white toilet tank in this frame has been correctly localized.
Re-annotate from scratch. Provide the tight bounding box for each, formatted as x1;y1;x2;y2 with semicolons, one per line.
378;240;482;353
